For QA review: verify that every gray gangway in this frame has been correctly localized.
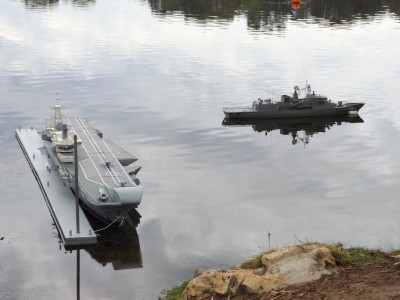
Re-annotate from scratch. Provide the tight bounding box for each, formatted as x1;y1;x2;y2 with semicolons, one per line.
15;127;97;248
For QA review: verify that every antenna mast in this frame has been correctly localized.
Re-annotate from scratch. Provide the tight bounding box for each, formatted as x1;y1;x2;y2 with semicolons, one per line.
53;92;63;125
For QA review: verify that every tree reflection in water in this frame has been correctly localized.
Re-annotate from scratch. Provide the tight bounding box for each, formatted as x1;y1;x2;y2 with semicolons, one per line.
23;0;95;9
148;0;400;32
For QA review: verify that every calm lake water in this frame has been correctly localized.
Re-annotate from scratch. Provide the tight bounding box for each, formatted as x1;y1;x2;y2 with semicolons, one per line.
1;0;400;299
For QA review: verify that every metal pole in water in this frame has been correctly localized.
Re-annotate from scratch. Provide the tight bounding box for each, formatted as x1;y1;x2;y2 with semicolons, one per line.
74;135;80;233
77;249;80;300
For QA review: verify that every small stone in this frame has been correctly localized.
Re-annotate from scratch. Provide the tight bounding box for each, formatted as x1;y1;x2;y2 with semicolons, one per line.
391;262;400;269
253;266;266;276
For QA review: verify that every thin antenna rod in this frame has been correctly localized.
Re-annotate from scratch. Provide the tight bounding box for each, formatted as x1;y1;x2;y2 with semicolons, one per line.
74;135;80;234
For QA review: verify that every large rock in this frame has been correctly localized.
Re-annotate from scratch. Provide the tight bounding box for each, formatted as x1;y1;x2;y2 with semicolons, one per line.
261;244;336;285
183;243;336;300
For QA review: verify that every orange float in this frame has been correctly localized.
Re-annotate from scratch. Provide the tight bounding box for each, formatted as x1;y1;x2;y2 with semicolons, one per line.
292;0;301;10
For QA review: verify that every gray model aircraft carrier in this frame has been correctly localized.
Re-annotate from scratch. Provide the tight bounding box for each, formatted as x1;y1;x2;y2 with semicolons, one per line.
40;103;143;228
16;102;143;247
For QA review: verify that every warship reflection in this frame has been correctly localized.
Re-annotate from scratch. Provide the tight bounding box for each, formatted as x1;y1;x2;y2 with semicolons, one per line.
223;115;364;147
83;213;142;270
66;215;142;300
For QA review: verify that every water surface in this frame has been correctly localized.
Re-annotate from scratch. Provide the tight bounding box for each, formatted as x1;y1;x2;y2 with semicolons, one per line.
1;0;400;298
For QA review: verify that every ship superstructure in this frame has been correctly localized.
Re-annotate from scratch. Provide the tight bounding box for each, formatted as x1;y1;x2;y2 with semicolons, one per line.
41;101;77;163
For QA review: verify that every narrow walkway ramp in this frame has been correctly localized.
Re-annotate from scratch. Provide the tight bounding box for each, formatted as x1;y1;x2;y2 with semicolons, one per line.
15;128;97;248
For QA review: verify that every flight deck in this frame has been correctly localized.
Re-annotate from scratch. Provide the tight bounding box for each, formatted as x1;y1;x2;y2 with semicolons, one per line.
67;117;138;189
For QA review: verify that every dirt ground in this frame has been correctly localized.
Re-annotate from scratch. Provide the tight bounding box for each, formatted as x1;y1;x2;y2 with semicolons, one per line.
219;261;400;300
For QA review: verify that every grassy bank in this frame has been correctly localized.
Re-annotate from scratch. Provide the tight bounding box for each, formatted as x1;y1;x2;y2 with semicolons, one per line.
163;280;190;300
163;243;396;300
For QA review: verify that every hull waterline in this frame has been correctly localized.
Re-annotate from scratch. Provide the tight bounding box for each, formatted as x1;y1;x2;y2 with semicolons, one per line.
224;104;364;119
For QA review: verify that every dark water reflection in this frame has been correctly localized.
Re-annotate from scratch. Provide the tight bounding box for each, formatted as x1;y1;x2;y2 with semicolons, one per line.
23;0;95;9
81;215;142;270
149;0;400;31
1;0;400;299
223;115;364;147
72;221;142;300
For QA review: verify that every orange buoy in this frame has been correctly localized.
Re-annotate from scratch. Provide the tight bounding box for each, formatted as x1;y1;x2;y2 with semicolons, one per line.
292;0;301;10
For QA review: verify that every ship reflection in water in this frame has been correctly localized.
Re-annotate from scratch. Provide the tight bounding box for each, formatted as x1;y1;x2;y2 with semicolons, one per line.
222;115;364;147
87;223;142;270
82;212;142;270
66;214;142;300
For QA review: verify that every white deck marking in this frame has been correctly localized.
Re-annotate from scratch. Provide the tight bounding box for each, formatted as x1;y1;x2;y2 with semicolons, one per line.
85;119;133;185
78;119;106;159
102;139;134;185
67;118;110;189
79;159;102;185
75;118;120;185
72;117;133;188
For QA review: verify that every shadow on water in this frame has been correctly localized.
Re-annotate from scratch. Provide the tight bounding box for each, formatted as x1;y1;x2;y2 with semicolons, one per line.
86;214;142;270
65;212;143;270
149;0;400;30
23;0;95;9
222;115;364;146
66;214;142;300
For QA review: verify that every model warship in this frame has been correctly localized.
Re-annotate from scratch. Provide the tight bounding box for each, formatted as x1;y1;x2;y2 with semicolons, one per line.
223;83;364;119
41;101;143;228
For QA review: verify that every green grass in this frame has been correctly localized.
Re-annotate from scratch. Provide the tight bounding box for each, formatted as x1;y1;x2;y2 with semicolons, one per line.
163;280;190;300
240;253;265;269
239;248;278;269
240;243;391;269
326;244;390;266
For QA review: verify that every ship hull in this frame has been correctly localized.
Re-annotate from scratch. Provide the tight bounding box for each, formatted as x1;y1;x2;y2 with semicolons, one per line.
222;114;364;128
69;183;139;227
224;103;364;119
76;192;141;229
